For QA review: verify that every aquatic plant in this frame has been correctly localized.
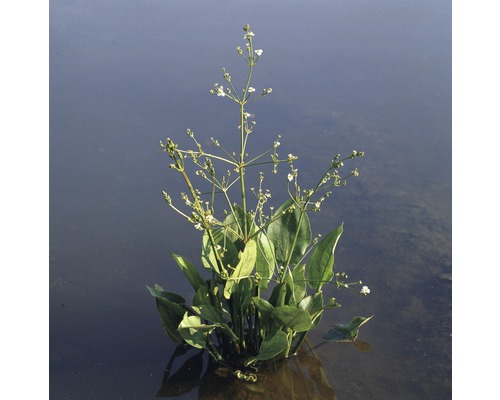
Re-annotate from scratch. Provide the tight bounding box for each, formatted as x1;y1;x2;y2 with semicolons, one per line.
148;25;371;380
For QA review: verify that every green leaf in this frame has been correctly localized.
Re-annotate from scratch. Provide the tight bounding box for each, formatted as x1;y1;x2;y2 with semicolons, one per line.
281;268;296;305
306;223;343;291
147;284;190;343
255;232;276;290
147;284;186;304
192;304;226;324
223;239;257;299
252;296;275;312
191;305;238;342
252;297;275;320
170;252;205;291
299;292;324;315
273;305;313;332
192;284;211;307
268;282;287;307
235;276;254;309
153;297;187;343
298;292;324;328
291;264;307;303
322;315;373;342
223;204;255;243
244;330;288;366
178;313;216;349
267;198;312;266
201;228;239;273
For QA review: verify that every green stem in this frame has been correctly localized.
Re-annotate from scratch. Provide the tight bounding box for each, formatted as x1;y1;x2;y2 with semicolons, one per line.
178;164;226;274
239;102;248;240
178;149;238;166
290;331;308;355
238;46;255;241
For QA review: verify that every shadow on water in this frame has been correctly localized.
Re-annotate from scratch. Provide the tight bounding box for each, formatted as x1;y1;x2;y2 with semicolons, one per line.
157;340;371;399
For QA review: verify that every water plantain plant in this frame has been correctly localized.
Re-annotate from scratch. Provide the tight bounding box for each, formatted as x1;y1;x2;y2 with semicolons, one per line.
148;25;371;380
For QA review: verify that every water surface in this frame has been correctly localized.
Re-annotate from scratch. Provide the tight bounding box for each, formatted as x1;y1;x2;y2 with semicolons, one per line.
50;1;451;398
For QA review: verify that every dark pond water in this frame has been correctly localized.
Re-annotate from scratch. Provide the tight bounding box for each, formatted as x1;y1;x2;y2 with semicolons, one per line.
50;0;451;398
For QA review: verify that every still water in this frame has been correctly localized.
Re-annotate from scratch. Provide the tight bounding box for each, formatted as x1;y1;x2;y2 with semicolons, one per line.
50;0;451;398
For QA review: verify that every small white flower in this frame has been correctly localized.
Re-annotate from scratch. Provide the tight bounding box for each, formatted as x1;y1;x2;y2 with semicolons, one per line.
255;49;263;56
216;86;225;97
206;215;215;224
360;286;371;295
315;202;321;208
248;87;256;93
194;223;203;230
287;173;294;182
216;245;221;250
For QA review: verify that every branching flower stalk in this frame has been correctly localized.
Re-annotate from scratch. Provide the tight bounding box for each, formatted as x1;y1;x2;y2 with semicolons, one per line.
149;25;371;379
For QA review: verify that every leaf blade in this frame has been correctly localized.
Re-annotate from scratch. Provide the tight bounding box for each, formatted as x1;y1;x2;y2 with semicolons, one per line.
306;223;343;291
267;198;312;266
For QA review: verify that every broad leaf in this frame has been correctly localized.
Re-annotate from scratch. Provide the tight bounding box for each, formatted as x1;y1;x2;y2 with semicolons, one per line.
252;297;276;332
147;284;186;305
268;282;287;307
223;239;257;299
299;292;324;315
153;297;187;343
255;232;276;290
281;268;296;305
267;198;312;266
244;330;288;366
273;305;313;332
299;292;324;328
252;297;275;318
148;284;189;343
201;228;239;273
192;284;211;307
192;305;238;342
178;314;216;349
291;264;307;303
192;304;226;324
322;315;373;342
235;276;254;310
170;252;205;291
306;224;343;291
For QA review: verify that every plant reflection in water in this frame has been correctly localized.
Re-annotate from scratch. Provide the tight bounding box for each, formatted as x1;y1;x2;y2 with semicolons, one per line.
157;339;370;399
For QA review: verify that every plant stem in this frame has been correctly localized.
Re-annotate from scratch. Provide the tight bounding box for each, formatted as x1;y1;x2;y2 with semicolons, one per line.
178;165;226;274
290;331;308;355
239;102;248;241
238;46;255;241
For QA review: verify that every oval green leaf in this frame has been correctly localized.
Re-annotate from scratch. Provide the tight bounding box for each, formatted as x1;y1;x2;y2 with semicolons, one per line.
273;305;313;332
306;223;343;291
267;198;312;266
244;330;288;366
